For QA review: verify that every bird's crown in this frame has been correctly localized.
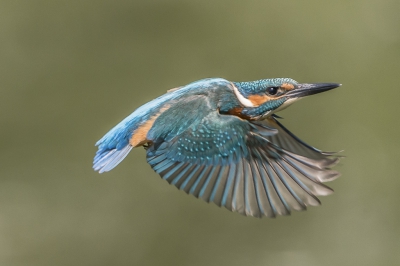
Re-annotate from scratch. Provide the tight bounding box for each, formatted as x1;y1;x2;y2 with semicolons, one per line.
233;78;298;98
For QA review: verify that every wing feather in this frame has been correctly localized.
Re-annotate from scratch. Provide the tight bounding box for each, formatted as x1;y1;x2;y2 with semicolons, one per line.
221;160;236;210
243;158;260;217
232;157;245;215
144;97;340;218
210;165;229;206
253;157;275;217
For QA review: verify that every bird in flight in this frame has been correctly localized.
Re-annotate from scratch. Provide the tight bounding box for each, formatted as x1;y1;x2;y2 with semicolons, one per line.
93;78;341;218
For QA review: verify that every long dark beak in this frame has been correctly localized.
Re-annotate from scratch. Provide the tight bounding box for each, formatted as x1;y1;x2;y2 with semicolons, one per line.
287;83;341;98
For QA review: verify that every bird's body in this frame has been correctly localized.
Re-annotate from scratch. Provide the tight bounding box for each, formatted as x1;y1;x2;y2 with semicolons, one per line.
94;77;341;218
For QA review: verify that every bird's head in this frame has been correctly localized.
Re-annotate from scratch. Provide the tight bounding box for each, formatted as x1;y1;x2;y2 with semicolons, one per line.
231;78;341;120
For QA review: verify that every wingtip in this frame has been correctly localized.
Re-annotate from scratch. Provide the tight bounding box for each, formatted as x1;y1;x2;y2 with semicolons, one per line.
318;170;341;183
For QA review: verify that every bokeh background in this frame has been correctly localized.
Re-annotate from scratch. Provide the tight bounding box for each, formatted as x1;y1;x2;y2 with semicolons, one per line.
1;0;400;265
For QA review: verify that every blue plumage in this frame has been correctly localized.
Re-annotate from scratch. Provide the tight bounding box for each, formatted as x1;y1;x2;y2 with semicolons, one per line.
94;77;341;218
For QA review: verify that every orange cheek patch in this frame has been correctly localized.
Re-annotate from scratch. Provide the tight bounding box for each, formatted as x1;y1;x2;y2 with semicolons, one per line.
129;105;170;147
248;94;272;106
281;83;295;91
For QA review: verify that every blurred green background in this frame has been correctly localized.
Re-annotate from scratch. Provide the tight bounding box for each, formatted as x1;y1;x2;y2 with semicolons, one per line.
1;0;400;265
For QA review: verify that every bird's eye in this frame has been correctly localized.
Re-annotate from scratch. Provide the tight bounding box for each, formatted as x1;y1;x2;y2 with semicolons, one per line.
266;87;279;95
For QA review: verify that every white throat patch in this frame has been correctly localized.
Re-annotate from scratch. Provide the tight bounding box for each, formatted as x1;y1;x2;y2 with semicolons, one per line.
272;97;300;113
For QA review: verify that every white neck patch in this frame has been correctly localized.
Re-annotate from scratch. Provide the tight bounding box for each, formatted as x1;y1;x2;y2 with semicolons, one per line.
231;83;255;107
272;97;300;113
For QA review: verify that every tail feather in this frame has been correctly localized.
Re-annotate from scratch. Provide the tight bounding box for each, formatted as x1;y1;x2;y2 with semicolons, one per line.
93;145;133;173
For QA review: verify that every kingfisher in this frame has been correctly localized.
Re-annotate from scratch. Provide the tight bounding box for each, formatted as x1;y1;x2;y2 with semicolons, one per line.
93;78;341;218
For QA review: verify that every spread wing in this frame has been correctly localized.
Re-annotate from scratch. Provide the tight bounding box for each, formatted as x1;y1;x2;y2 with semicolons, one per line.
146;99;339;218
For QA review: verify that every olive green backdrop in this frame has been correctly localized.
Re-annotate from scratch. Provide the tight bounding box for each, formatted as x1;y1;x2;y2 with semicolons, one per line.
1;0;399;265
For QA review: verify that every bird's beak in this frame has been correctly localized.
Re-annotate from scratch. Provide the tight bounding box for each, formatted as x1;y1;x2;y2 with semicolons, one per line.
287;83;341;98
